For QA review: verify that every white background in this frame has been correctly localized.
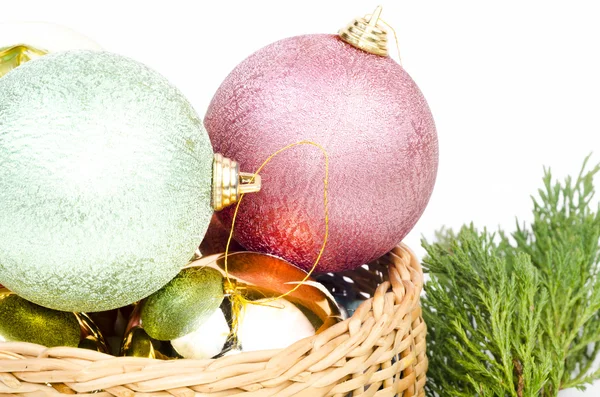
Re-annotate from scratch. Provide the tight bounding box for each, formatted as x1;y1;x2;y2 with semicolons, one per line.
2;1;600;395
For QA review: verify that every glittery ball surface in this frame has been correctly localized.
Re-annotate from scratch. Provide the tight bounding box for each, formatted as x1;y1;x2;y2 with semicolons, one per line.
0;51;214;312
205;34;438;272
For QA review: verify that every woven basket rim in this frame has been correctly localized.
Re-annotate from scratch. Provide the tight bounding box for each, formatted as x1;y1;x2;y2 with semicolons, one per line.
0;243;427;396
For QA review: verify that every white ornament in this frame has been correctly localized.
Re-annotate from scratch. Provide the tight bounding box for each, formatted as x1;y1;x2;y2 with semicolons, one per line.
171;309;230;360
237;298;316;352
0;22;100;53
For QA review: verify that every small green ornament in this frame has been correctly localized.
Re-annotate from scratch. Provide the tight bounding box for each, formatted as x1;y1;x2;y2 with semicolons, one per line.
141;267;225;341
0;292;80;347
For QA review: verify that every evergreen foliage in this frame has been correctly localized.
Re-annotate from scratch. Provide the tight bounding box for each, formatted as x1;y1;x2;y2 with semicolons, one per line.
423;157;600;396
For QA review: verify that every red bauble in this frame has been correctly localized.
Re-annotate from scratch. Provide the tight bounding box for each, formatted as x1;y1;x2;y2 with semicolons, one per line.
199;215;244;256
205;34;438;272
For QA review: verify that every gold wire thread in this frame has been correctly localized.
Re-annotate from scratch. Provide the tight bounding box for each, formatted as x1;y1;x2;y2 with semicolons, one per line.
223;140;330;308
373;16;403;66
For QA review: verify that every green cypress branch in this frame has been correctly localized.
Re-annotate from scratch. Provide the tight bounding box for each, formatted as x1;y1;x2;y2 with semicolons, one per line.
423;157;600;396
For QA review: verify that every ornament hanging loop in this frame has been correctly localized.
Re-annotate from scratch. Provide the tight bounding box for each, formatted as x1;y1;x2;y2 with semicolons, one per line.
212;154;261;211
223;140;330;306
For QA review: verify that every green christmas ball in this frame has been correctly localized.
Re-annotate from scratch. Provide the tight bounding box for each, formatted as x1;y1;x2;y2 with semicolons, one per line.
0;51;214;312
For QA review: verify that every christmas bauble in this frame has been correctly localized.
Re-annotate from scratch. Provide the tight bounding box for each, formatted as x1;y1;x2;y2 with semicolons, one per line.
141;267;225;341
0;22;100;77
0;50;214;312
205;33;438;272
0;287;107;351
199;214;244;256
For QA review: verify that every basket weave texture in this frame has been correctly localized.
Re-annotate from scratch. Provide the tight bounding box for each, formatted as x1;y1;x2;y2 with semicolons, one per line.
0;244;427;397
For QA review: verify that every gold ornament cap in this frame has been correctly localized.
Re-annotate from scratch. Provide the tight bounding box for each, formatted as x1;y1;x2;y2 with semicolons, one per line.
339;6;389;57
212;154;261;211
0;44;47;78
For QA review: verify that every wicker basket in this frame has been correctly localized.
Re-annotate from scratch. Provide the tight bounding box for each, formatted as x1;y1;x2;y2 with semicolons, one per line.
0;244;427;397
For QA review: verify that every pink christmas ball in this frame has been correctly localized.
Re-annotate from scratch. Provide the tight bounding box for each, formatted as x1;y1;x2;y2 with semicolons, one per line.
205;34;438;272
